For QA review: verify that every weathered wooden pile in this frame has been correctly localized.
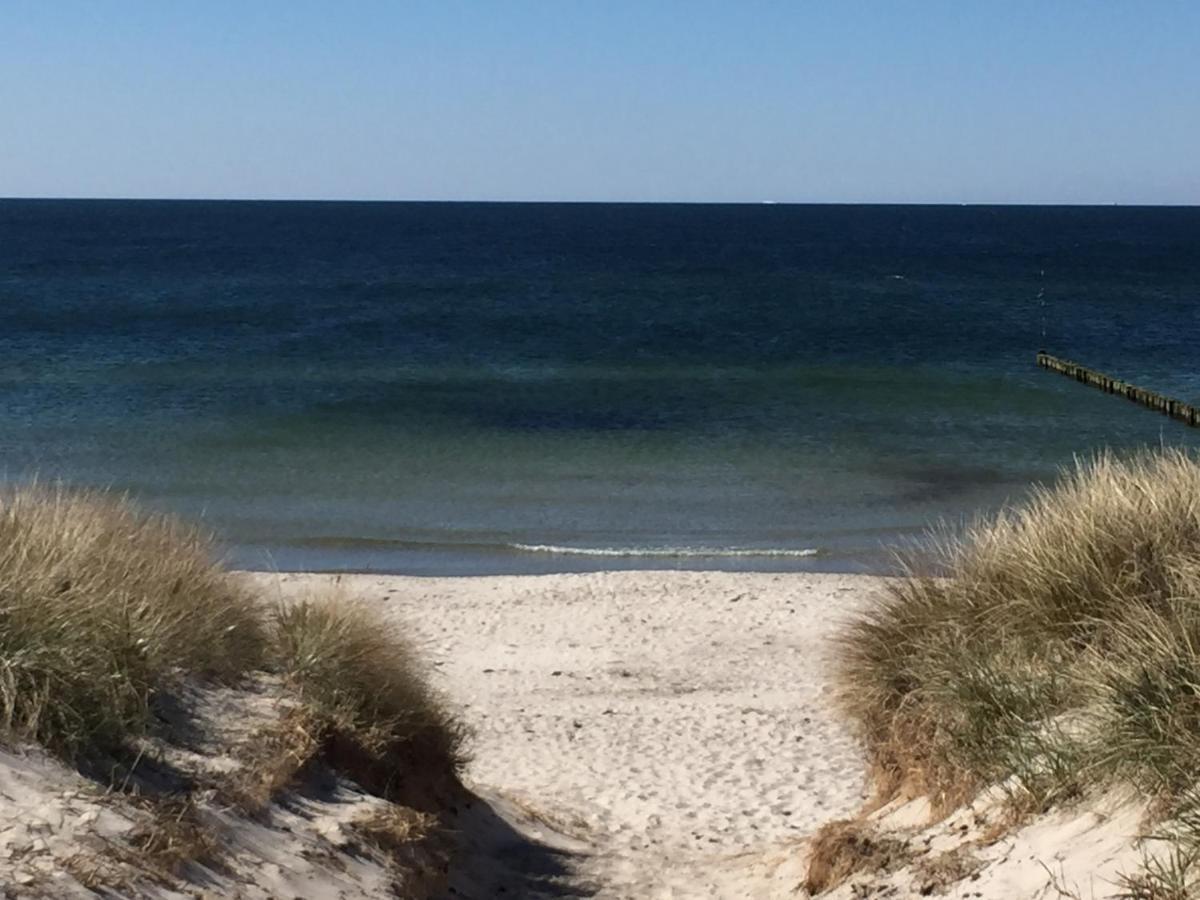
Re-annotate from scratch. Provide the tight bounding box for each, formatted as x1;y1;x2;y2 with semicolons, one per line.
1037;352;1200;427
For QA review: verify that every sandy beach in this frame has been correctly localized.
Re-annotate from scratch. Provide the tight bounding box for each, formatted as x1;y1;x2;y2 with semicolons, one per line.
0;563;1166;897
249;569;874;896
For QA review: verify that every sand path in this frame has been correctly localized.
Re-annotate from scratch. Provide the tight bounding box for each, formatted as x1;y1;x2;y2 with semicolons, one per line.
262;570;874;898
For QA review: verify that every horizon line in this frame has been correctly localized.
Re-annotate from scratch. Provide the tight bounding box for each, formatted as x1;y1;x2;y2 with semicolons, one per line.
1;195;1197;208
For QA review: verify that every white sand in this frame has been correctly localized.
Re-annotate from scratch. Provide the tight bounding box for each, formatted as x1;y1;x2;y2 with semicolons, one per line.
0;686;431;899
1;568;1156;897
258;570;875;896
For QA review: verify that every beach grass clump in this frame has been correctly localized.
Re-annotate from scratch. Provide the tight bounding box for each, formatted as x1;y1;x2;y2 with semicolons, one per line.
822;449;1200;893
270;592;466;793
351;804;452;895
0;482;464;785
0;484;265;757
803;819;910;894
224;706;325;813
0;484;465;892
838;449;1200;815
1091;601;1200;794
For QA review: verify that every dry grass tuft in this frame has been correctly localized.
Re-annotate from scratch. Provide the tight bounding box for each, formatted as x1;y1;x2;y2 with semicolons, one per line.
224;705;324;813
353;805;452;897
352;804;437;854
60;850;137;894
0;484;265;757
837;449;1200;888
803;819;910;895
126;796;221;878
271;592;467;796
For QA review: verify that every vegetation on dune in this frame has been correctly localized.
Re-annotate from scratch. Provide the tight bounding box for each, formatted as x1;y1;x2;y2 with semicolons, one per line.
0;483;460;770
271;592;468;795
803;819;910;895
0;483;463;891
0;484;265;755
834;449;1200;893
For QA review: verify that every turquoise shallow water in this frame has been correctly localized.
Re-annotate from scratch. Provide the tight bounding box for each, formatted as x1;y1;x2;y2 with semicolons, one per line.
2;200;1199;573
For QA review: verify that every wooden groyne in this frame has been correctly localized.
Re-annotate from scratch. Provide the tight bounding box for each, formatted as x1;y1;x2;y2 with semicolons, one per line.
1037;352;1200;427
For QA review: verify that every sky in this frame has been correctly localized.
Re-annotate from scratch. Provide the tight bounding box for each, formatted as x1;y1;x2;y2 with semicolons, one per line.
1;1;1197;204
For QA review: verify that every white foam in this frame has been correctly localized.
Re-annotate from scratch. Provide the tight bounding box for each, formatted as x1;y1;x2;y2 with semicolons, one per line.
509;543;819;558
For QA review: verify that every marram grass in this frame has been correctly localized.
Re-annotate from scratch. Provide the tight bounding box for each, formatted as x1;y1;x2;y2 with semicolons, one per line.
0;484;462;782
271;592;467;781
0;484;264;755
836;449;1200;890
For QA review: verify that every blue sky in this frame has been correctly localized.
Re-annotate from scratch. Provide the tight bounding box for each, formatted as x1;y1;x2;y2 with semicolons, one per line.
2;2;1197;203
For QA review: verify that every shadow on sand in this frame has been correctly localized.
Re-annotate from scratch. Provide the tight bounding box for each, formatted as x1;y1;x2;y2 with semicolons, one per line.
444;789;601;899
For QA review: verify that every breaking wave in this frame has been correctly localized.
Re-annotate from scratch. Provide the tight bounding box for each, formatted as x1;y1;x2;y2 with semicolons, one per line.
509;544;820;559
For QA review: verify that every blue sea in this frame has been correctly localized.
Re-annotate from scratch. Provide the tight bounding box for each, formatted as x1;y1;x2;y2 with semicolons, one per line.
2;200;1199;574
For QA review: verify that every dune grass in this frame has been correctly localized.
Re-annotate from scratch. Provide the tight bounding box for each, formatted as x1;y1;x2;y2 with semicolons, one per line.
836;449;1200;890
0;484;265;756
0;484;464;894
271;592;467;791
0;483;463;787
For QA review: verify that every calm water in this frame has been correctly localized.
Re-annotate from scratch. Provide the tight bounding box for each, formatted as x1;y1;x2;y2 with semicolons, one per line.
2;200;1199;574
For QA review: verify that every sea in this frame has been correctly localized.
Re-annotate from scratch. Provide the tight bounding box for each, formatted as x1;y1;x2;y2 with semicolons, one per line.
2;200;1199;575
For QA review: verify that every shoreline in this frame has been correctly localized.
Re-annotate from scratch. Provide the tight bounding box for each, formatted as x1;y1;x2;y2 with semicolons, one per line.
246;568;878;895
229;548;893;579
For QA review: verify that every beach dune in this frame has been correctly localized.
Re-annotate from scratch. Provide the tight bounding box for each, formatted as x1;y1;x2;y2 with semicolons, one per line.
0;564;1164;897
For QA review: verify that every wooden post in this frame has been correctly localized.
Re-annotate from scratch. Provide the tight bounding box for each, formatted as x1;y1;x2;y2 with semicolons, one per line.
1037;353;1200;428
